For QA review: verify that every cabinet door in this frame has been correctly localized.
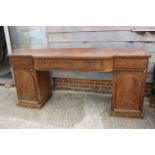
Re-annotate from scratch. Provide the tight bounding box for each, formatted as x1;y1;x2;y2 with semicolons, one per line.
13;68;52;108
112;71;146;112
13;69;38;102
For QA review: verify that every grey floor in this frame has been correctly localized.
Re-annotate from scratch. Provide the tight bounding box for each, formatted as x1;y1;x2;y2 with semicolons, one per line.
0;86;154;129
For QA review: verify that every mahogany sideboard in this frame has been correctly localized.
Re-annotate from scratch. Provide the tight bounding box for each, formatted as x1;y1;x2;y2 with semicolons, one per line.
8;48;151;118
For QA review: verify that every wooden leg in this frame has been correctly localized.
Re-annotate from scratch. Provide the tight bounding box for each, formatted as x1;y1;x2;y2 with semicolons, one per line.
111;70;146;119
13;68;52;109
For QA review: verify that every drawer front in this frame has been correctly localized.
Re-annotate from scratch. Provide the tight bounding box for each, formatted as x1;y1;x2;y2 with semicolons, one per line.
34;59;113;72
9;57;33;68
114;58;148;69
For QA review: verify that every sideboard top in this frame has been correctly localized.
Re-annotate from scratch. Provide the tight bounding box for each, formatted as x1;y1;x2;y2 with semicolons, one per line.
8;48;151;59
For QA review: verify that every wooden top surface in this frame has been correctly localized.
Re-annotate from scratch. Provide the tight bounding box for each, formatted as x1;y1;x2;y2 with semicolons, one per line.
8;48;150;59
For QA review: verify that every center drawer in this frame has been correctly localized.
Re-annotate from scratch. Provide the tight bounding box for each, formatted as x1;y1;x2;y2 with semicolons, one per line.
34;59;113;72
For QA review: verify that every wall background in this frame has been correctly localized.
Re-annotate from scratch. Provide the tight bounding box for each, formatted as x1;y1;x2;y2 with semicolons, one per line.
8;26;155;83
47;26;155;82
9;26;47;52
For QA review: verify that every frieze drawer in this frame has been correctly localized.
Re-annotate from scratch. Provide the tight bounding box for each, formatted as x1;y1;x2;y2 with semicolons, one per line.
34;59;113;72
114;58;147;69
9;57;33;68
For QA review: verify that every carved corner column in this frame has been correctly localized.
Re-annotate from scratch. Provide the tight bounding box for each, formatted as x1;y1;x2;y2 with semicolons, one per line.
111;57;149;118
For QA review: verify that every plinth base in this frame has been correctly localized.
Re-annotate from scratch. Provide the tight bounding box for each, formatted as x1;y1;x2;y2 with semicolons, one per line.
111;110;143;119
17;93;52;109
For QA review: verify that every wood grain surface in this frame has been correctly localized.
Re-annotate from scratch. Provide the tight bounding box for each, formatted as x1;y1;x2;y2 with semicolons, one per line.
8;48;150;59
8;48;150;118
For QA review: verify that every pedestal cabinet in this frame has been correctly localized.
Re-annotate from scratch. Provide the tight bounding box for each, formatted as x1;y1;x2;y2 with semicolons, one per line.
8;48;150;118
13;69;51;108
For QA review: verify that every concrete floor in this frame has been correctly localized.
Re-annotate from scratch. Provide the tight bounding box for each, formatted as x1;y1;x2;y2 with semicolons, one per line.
0;86;154;129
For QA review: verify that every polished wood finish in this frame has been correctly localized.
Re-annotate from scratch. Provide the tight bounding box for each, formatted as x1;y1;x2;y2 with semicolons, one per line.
9;57;33;68
34;58;113;72
112;70;146;118
8;48;150;118
13;69;51;108
114;58;148;69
